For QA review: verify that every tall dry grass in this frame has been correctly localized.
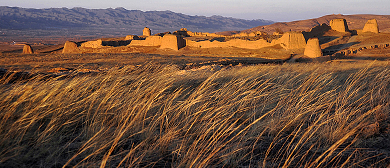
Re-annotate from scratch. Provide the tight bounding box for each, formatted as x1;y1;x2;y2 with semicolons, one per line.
0;61;389;167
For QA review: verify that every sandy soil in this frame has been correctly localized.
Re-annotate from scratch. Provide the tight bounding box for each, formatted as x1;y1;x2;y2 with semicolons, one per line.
0;43;296;74
0;52;288;74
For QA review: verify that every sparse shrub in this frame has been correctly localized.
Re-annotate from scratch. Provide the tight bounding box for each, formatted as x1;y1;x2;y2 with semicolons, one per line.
275;28;284;34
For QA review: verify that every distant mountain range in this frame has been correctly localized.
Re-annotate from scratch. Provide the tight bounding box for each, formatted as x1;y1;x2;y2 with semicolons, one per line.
0;6;274;35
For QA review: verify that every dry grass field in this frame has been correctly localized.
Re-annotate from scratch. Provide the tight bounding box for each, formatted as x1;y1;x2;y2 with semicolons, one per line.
3;9;390;167
0;53;389;167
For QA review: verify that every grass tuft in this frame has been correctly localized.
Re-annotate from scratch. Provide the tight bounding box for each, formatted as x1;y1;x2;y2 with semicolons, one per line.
0;61;389;167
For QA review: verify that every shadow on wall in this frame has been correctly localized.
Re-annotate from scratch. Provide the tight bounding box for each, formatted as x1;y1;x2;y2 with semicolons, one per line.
302;24;331;41
79;39;137;48
323;42;360;55
39;46;64;53
101;40;132;47
302;23;356;45
341;55;390;60
210;37;226;42
317;36;339;45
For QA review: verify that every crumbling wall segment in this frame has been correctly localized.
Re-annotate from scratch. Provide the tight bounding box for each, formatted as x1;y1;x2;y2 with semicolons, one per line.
363;19;379;33
160;34;186;50
304;38;323;58
330;19;349;32
22;44;33;54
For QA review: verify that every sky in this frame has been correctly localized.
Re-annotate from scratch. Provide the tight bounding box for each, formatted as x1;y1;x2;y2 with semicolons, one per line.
0;0;389;22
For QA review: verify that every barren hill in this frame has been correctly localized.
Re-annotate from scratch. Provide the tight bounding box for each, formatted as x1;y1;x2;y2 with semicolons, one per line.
219;14;390;35
0;6;273;34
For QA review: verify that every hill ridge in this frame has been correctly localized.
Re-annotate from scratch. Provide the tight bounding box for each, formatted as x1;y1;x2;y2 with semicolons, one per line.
240;14;390;34
0;6;274;34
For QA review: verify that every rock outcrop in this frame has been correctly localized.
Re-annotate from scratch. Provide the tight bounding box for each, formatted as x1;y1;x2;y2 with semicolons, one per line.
330;19;349;32
304;38;322;58
22;44;33;54
275;32;306;49
62;41;78;53
160;34;185;50
143;27;151;36
363;19;379;33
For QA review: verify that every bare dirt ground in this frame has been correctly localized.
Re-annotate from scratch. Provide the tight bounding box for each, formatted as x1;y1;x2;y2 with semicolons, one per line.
0;53;293;75
0;42;297;75
0;39;389;75
0;47;389;82
1;27;390;77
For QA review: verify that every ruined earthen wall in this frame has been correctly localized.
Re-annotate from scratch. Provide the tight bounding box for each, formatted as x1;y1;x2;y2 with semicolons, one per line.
125;35;139;40
363;19;379;33
143;27;151;36
22;44;33;54
233;31;264;37
160;34;185;50
273;32;306;49
186;31;225;37
304;38;322;58
186;31;264;38
62;41;79;54
330;19;349;32
186;32;306;50
333;43;390;57
233;32;249;37
129;36;162;46
186;38;273;49
228;39;273;49
81;39;103;48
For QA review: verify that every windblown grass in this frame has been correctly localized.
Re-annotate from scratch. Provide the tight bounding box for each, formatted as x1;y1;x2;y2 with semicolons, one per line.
0;61;389;167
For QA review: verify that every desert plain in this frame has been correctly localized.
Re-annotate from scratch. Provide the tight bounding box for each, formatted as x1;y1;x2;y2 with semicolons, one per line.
1;13;390;167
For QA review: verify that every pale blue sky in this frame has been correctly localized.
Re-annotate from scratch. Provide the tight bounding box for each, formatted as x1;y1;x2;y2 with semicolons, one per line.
0;0;388;21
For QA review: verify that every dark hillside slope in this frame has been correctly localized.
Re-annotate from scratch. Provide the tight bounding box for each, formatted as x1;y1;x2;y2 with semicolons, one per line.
0;6;273;34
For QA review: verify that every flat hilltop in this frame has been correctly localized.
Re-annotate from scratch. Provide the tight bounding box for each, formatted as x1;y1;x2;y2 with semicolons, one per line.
219;14;390;35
